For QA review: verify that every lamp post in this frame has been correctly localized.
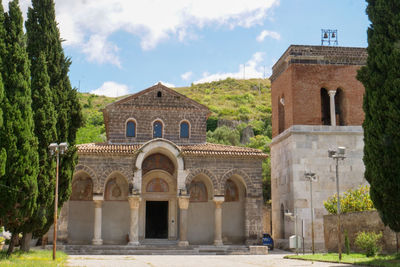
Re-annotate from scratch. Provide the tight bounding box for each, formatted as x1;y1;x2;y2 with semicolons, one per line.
304;171;317;254
48;142;68;261
328;146;346;261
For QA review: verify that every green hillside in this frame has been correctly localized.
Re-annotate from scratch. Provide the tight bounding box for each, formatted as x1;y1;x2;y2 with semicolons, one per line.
76;78;272;200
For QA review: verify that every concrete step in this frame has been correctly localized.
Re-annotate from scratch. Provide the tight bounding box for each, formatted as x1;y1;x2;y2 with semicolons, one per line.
62;244;250;255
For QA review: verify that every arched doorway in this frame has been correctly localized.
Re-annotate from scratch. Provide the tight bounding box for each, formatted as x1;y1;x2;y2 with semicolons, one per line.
140;153;177;240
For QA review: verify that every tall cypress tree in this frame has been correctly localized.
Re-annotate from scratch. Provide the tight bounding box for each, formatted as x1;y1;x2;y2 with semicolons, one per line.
357;0;400;232
0;0;39;253
20;52;57;251
25;0;83;237
0;1;6;178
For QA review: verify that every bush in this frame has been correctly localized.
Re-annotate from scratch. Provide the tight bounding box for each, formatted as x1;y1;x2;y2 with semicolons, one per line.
355;231;382;257
206;126;240;146
324;185;374;214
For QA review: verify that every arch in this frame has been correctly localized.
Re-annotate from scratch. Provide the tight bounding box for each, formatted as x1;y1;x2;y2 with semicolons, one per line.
103;171;129;201
224;179;239;202
135;139;184;172
74;164;99;192
100;168;133;193
146;178;169;192
278;94;285;134
185;168;219;195
125;118;137;137
152;119;164;138
142;153;175;176
179;120;190;139
71;171;93;201
220;169;254;196
320;88;331;125
188;180;208;202
142;170;177;194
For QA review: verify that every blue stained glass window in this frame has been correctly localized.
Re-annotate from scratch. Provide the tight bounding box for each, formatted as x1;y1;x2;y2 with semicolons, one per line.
126;121;136;137
180;122;189;138
153;121;163;138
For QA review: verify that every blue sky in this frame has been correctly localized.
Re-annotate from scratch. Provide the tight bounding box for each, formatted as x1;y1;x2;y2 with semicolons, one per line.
8;0;369;96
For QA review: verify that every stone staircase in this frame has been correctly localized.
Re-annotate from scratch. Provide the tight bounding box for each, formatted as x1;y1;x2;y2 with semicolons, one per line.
63;243;250;255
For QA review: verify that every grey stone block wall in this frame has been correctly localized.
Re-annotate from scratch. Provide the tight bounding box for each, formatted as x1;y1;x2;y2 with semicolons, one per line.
271;125;368;250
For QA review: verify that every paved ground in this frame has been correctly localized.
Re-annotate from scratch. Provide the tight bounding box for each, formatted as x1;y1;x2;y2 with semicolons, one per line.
67;250;355;267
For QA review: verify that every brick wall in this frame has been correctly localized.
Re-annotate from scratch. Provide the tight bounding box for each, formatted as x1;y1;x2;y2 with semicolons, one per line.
271;45;367;138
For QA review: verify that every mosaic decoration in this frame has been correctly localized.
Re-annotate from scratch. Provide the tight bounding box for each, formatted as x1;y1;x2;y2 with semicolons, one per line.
142;153;174;175
146;178;169;192
105;176;128;200
225;179;239;202
189;181;208;202
71;176;93;201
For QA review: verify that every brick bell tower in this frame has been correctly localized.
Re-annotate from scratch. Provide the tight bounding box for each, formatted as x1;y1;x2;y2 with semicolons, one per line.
269;45;368;250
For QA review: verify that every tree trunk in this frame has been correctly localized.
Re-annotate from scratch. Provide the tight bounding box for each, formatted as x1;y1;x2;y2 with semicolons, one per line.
20;232;32;252
7;233;17;255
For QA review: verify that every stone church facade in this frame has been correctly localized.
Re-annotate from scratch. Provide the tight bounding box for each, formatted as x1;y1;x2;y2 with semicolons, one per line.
62;83;266;246
270;45;369;250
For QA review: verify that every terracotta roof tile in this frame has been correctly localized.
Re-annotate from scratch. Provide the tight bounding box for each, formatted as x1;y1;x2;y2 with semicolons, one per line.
77;143;267;159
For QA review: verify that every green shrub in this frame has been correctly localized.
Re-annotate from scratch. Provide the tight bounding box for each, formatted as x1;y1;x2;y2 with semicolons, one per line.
344;230;350;255
206;126;240;146
323;185;374;214
355;231;382;257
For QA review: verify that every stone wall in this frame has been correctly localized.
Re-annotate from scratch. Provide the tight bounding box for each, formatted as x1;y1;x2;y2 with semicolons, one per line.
103;84;209;145
262;204;272;234
270;125;367;250
324;210;399;253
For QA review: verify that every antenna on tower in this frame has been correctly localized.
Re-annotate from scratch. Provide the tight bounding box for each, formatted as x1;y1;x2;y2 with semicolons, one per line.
321;29;338;46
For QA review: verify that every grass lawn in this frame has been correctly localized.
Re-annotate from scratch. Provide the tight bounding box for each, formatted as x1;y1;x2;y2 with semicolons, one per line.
285;253;400;267
0;249;68;266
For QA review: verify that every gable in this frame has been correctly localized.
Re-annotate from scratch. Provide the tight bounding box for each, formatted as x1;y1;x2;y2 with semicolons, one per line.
106;83;209;111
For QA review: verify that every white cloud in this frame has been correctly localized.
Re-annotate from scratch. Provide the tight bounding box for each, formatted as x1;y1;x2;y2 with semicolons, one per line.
194;52;265;84
90;81;129;97
156;81;175;88
256;30;281;42
5;0;279;66
181;71;193;81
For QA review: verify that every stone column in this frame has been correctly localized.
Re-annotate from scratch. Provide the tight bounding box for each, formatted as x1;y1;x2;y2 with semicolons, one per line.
128;195;141;245
213;196;225;246
92;195;103;245
178;196;190;246
328;90;337;126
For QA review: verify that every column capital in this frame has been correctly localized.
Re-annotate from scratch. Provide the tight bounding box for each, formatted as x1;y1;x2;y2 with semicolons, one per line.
213;196;225;206
93;195;103;208
328;90;337;97
128;195;141;209
178;196;190;210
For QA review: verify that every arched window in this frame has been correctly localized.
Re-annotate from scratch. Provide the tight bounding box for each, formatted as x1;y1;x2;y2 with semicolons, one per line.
153;121;163;138
126;120;136;137
320;88;331;125
180;121;189;138
278;95;285;134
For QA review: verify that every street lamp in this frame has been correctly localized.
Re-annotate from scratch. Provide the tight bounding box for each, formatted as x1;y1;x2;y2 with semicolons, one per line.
304;171;317;254
48;142;68;261
328;146;346;261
